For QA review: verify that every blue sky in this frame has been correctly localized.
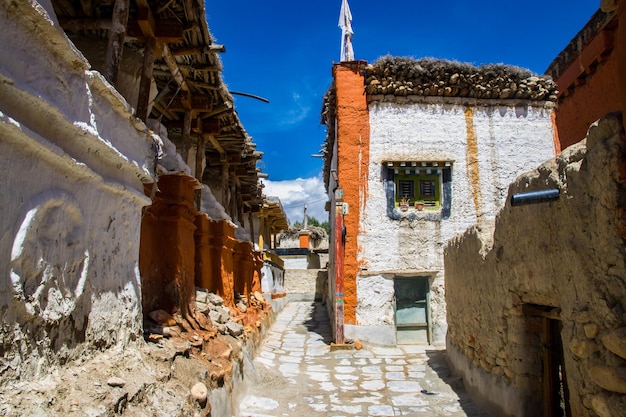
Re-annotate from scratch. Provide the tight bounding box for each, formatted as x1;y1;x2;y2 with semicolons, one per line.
206;1;600;222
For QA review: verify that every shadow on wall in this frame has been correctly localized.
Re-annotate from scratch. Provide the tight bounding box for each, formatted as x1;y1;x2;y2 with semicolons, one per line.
303;301;334;345
315;270;328;302
426;350;489;416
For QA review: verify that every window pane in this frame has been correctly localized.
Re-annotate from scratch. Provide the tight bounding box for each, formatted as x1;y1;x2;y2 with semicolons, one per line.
398;180;414;198
420;180;435;198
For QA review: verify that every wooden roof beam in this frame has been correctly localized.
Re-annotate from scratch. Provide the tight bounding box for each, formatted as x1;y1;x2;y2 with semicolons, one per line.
170;45;226;57
136;3;156;37
152;101;179;120
183;64;220;73
57;18;112;30
58;18;183;43
205;134;226;156
160;96;215;111
162;44;190;93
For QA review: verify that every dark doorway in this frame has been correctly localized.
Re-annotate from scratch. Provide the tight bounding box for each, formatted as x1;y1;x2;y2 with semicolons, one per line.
523;304;571;417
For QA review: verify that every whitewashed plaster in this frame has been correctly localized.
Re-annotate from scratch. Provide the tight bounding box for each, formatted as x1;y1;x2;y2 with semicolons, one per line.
353;99;556;345
0;1;155;381
261;264;284;294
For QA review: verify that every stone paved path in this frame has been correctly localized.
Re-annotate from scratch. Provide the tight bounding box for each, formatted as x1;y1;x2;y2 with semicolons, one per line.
237;301;489;417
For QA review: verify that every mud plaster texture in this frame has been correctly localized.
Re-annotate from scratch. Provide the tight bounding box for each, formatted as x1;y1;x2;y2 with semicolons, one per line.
0;291;282;417
352;96;555;346
0;0;155;385
445;113;626;417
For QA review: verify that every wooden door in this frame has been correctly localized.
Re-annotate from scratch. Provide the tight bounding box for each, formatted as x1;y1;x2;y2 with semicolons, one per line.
394;276;430;344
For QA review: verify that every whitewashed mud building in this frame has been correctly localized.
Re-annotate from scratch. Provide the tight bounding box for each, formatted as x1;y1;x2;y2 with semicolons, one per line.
322;56;559;346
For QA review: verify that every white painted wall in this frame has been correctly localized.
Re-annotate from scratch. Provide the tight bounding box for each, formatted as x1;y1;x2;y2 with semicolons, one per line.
0;1;154;382
353;98;556;345
261;264;284;294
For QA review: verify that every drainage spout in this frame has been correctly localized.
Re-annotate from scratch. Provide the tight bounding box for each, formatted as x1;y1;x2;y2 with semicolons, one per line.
511;189;560;206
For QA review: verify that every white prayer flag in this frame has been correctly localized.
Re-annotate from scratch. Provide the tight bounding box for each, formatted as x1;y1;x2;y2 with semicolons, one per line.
338;0;354;61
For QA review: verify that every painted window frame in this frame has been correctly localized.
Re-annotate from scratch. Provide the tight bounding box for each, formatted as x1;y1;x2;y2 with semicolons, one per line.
384;161;453;219
395;173;441;208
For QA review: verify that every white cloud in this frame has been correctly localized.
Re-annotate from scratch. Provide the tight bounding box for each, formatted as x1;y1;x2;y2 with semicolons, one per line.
262;176;328;225
277;91;311;128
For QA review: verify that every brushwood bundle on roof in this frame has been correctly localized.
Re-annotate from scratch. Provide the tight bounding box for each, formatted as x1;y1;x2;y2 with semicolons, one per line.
279;226;328;243
365;55;558;101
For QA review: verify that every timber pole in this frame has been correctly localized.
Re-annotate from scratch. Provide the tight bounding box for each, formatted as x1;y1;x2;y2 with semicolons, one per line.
103;0;130;85
136;36;156;122
618;1;626;133
334;203;345;344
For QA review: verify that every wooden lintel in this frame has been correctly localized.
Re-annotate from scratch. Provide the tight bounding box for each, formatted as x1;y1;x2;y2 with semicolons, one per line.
136;6;156;37
522;304;562;320
128;20;183;43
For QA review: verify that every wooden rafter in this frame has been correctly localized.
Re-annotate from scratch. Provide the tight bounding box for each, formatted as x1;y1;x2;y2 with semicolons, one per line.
170;45;226;57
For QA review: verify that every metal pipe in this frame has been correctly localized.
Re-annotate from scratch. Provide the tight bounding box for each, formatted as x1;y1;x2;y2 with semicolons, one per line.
511;189;560;206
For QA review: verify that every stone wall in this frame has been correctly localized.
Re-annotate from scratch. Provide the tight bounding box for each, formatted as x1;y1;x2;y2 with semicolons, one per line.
284;269;327;301
445;114;626;417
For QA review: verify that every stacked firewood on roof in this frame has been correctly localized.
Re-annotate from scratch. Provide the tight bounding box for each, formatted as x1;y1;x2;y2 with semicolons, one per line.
365;56;558;101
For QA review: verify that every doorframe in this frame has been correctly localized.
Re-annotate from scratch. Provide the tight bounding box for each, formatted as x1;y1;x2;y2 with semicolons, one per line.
393;275;432;345
522;304;571;417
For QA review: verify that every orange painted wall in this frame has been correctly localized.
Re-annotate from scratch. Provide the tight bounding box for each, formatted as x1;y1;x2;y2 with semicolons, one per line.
194;215;236;306
139;174;198;317
252;251;263;294
333;62;370;324
554;14;624;150
298;232;310;249
234;241;256;299
555;51;620;149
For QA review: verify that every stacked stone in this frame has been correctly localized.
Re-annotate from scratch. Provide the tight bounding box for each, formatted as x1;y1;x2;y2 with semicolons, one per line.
144;287;268;342
364;56;558;101
195;287;246;337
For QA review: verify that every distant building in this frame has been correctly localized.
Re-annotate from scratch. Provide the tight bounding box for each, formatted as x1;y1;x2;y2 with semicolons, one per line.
546;6;625;150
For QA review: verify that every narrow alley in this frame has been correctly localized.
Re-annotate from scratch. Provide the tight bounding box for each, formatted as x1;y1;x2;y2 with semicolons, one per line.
238;302;489;417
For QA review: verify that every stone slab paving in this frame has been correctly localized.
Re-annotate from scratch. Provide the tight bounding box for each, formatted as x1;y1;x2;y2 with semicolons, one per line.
237;301;490;417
